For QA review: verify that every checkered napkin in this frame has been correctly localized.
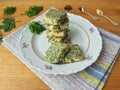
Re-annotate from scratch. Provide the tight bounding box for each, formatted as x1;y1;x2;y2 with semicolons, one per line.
2;18;120;90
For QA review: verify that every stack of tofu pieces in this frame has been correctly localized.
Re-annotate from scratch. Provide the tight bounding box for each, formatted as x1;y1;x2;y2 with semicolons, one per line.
43;9;83;64
43;9;70;43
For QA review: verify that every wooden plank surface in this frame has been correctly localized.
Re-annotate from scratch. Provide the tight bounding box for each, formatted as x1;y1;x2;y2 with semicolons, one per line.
0;0;120;90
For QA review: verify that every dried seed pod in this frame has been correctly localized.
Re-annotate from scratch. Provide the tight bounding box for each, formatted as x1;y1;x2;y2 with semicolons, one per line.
64;5;72;11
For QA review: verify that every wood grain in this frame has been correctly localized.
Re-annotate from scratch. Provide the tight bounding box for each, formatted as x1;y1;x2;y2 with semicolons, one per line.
0;0;120;90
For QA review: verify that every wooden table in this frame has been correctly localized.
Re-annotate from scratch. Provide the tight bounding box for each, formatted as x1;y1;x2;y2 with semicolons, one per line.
0;0;120;90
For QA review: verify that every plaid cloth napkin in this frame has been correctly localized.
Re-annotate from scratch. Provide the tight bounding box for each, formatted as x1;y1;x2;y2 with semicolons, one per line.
2;14;120;90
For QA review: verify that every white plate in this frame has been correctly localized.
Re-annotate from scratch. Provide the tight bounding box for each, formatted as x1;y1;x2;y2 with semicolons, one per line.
20;8;102;75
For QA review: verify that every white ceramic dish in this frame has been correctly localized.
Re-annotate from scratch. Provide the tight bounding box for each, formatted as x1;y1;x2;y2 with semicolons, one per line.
20;8;102;75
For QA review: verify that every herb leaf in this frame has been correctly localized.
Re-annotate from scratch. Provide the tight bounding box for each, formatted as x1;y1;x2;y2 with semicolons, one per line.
3;6;16;15
0;25;4;29
0;33;3;45
1;18;16;32
29;21;46;34
0;18;16;44
25;6;43;17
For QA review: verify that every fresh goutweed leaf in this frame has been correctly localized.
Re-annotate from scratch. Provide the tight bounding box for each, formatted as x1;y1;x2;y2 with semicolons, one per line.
0;18;16;32
3;6;16;15
29;21;46;34
0;25;4;29
25;6;43;17
0;18;16;44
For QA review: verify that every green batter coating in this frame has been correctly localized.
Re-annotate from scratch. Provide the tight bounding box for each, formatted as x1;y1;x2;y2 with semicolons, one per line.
46;29;68;38
47;32;70;43
43;9;68;25
45;43;69;64
65;44;83;63
46;18;69;31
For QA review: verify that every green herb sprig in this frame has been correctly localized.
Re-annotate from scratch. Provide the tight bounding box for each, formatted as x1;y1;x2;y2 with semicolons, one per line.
0;18;16;32
3;6;16;15
29;21;46;34
25;6;43;17
0;5;44;45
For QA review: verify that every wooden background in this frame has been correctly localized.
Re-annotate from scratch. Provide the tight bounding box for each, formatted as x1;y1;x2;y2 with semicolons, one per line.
0;0;120;90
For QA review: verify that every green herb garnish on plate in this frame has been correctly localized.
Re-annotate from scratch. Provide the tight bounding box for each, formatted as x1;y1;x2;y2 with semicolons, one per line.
3;6;16;15
25;6;43;17
29;21;46;34
0;18;16;32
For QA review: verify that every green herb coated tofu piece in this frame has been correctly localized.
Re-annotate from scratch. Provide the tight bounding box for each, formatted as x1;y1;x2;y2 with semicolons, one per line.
47;32;70;44
46;29;69;38
65;44;83;63
46;18;69;31
45;43;69;64
43;9;67;25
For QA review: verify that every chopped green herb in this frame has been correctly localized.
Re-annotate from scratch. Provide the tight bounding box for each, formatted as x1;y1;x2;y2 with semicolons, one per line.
3;6;16;15
29;21;46;34
25;6;43;17
0;32;3;45
0;18;16;32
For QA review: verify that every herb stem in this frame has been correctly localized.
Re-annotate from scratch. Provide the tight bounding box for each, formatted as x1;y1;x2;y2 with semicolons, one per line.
20;13;25;15
15;20;21;22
